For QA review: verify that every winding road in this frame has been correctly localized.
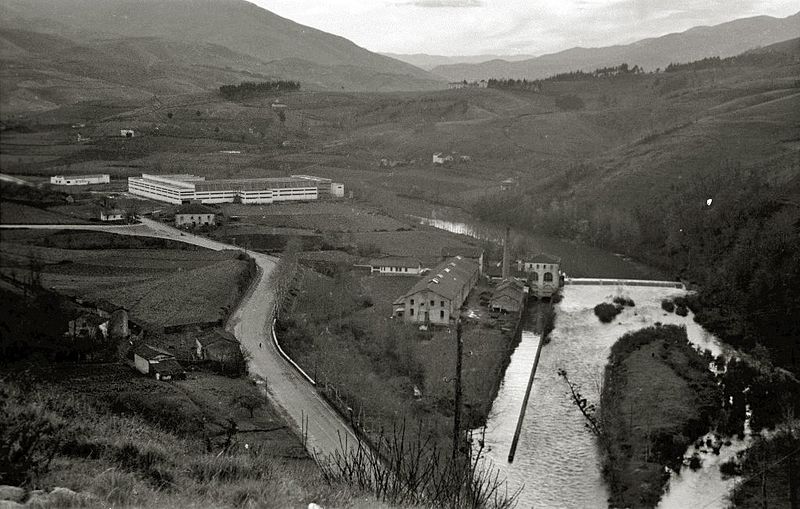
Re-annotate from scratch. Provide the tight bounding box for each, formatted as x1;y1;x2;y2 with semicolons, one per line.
1;219;360;463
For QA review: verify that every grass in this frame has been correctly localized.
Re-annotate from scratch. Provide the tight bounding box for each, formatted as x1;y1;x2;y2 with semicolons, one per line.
0;230;254;328
0;366;367;508
0;202;86;225
600;324;721;508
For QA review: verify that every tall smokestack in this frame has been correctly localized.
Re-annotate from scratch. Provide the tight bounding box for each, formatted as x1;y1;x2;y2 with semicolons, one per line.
502;226;510;279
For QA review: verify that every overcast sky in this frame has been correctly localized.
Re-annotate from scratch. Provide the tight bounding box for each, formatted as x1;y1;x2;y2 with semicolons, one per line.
254;0;798;56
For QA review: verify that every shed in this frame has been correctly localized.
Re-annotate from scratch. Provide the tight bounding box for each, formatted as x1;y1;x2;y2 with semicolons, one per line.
196;329;240;362
133;344;184;380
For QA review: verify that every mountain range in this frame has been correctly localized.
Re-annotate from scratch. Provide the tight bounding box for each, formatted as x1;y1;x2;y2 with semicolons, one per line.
429;11;800;81
0;0;446;115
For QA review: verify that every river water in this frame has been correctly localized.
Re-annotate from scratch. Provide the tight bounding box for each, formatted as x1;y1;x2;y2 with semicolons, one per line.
418;214;744;508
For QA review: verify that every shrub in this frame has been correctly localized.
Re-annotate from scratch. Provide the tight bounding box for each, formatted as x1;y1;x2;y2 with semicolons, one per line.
594;302;623;323
613;296;635;307
675;305;689;317
661;300;675;313
719;458;741;477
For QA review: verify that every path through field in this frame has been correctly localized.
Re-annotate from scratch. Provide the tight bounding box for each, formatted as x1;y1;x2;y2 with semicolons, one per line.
0;220;360;464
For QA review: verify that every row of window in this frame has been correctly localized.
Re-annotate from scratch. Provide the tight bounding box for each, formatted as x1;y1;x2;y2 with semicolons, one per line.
409;299;446;307
409;309;446;319
383;266;411;272
530;272;555;282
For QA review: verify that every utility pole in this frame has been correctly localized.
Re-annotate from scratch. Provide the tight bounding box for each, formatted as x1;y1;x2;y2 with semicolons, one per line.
453;319;464;459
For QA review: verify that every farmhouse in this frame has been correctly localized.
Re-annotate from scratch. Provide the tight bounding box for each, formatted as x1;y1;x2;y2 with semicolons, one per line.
441;246;484;276
518;253;562;298
99;208;125;222
393;256;479;325
175;202;216;227
369;256;422;276
120;129;135;138
133;344;185;381
195;329;240;364
490;278;526;313
50;174;110;186
128;173;332;205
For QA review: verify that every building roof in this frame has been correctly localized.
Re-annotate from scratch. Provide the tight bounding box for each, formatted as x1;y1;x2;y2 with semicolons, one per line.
175;203;216;215
441;246;484;259
524;253;561;264
150;358;184;376
134;344;175;361
196;329;238;348
369;256;421;269
395;256;478;303
101;208;125;215
497;278;525;292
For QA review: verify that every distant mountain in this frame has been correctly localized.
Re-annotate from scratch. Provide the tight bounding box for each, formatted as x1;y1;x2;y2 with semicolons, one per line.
0;0;445;102
431;12;800;81
380;53;535;71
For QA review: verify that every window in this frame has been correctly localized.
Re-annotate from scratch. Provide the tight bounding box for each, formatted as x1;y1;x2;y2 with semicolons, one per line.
430;300;435;307
440;310;445;319
441;301;445;307
531;272;539;281
410;308;414;316
404;268;408;272
410;299;414;305
544;272;553;282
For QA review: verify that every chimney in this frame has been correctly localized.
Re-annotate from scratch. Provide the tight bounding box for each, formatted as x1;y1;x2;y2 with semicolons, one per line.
502;226;510;279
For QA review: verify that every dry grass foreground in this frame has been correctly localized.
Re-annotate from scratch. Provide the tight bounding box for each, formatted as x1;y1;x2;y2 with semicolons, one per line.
1;364;396;508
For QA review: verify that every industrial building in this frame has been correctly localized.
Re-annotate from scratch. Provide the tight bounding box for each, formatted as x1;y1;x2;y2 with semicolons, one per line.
127;173;343;205
51;174;110;186
393;256;479;325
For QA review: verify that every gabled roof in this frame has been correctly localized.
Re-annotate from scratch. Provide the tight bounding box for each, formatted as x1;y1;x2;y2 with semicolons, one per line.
150;358;184;375
197;329;238;348
524;253;561;264
497;278;525;292
395;256;478;303
175;203;216;215
369;256;421;268
441;246;484;259
134;344;175;361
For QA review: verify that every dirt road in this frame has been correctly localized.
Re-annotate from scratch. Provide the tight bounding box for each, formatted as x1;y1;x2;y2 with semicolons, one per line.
1;220;360;462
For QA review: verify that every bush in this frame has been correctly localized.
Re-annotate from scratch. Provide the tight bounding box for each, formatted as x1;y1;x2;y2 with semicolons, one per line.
675;305;689;317
661;300;675;313
613;296;635;307
594;302;623;323
719;458;741;477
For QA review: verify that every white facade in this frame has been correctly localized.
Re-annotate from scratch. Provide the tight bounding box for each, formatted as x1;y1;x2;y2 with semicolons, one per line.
51;174;110;186
120;129;135;137
128;174;320;205
100;210;124;221
518;258;561;298
332;183;345;198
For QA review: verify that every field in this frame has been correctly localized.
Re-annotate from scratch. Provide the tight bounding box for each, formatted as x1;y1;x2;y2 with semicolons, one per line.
0;230;253;328
278;268;520;447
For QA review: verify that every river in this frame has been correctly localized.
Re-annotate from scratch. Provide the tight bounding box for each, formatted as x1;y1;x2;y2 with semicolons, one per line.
416;213;745;508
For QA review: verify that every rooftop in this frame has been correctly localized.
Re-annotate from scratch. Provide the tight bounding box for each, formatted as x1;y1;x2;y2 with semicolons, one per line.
524;253;562;264
134;344;175;361
441;246;484;259
369;256;421;268
175;203;216;215
197;329;238;348
395;256;478;303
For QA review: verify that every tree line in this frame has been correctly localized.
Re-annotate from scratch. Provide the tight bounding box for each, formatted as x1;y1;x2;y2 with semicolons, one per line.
219;80;300;100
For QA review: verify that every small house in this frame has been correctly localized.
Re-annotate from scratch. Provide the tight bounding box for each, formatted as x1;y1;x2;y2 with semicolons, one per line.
133;344;185;381
433;153;445;165
195;329;239;363
369;256;422;276
120;129;135;138
175;202;216;228
100;209;125;222
331;183;345;198
490;278;526;313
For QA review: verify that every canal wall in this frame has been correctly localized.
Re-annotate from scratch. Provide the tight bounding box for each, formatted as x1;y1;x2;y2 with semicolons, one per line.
565;277;684;289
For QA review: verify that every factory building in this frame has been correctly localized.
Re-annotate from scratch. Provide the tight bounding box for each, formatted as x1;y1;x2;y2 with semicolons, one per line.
127;174;323;205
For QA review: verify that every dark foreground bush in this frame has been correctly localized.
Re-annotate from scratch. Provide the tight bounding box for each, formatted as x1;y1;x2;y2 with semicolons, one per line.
613;296;635;307
594;302;623;323
661;300;675;313
675;305;689;317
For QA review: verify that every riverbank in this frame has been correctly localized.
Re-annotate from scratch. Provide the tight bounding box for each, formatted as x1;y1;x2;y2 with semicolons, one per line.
600;324;720;508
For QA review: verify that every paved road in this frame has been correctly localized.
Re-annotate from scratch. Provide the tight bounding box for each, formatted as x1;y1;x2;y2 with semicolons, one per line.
1;220;360;462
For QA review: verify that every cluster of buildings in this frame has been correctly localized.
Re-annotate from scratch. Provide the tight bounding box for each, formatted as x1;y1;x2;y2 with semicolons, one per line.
448;80;488;90
127;173;344;205
50;174;110;186
432;153;472;166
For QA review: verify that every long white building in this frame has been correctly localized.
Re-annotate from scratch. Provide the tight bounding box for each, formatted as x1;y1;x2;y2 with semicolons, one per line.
127;174;327;205
51;174;110;186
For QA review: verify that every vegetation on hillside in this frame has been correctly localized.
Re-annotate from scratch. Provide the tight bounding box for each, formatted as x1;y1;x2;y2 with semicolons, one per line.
599;325;720;507
219;80;300;100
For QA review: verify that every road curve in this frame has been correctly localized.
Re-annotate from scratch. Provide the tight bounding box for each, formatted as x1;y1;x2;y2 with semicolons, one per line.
1;220;360;462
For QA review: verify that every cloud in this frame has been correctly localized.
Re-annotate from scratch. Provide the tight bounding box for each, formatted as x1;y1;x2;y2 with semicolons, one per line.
400;0;483;7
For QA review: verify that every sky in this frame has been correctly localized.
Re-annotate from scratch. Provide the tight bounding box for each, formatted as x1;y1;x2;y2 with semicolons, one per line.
254;0;799;56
